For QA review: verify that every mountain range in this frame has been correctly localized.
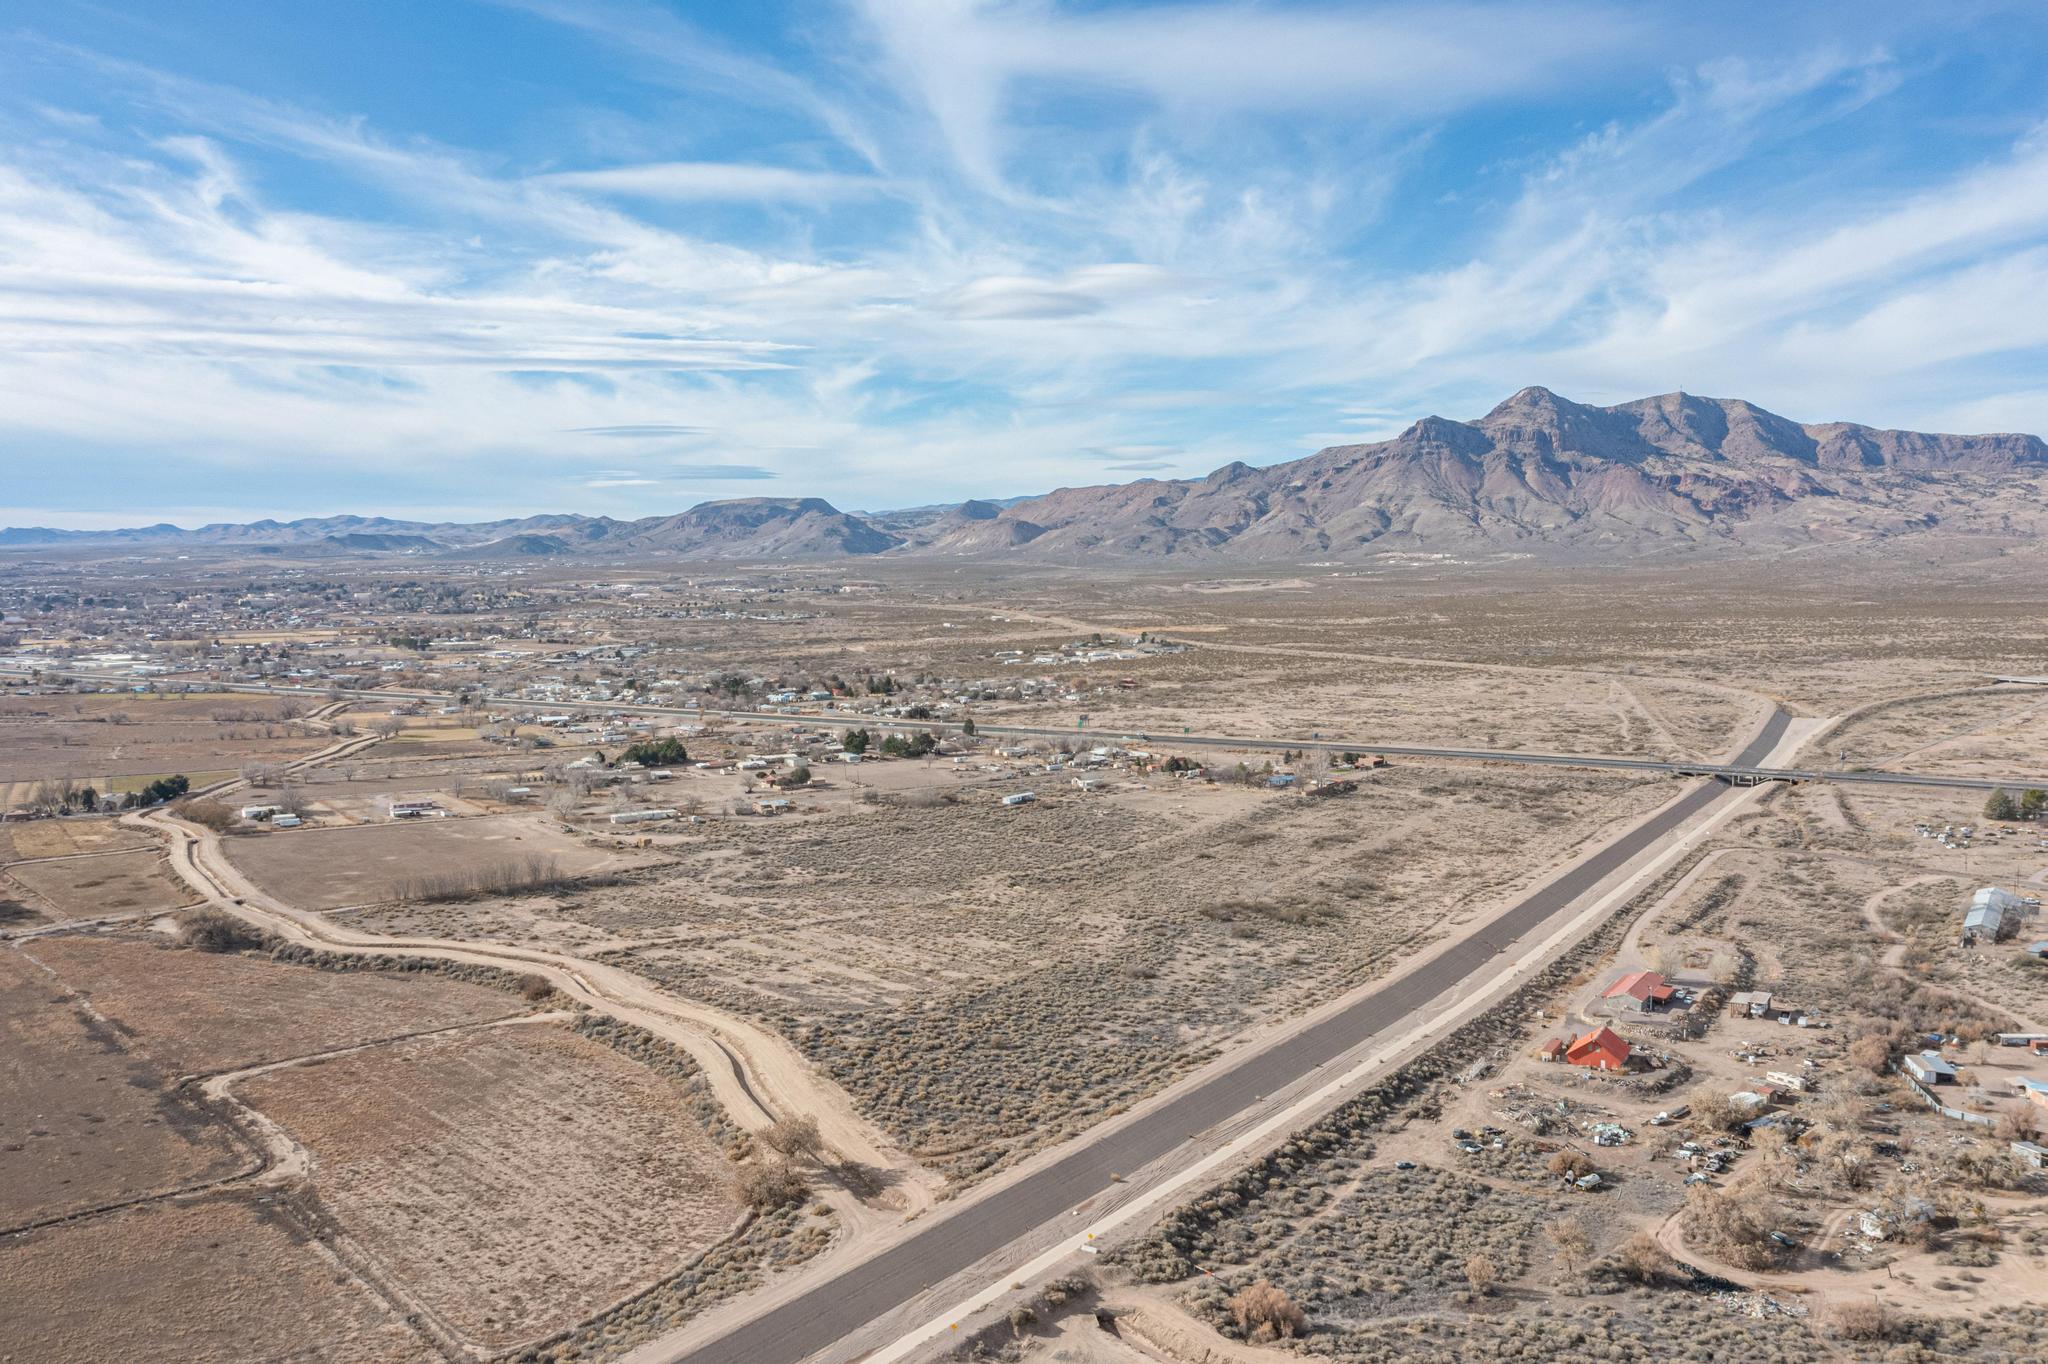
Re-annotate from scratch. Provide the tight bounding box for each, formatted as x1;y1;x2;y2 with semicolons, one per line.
10;389;2046;562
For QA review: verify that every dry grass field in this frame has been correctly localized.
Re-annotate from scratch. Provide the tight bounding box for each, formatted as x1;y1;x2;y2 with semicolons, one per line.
221;812;648;911
0;1193;437;1364
361;764;1674;1183
19;933;524;1073
0;815;154;861
239;1020;743;1352
5;929;771;1364
3;848;192;924
999;658;1764;764
1801;686;2048;775
0;691;330;790
0;949;245;1229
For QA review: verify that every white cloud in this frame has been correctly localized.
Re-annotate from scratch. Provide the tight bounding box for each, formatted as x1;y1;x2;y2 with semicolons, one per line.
5;7;2048;520
855;0;1646;188
537;162;890;203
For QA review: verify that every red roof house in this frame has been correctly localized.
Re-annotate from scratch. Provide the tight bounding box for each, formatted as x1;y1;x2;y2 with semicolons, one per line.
1536;1037;1566;1062
1565;1026;1632;1071
1602;970;1676;1013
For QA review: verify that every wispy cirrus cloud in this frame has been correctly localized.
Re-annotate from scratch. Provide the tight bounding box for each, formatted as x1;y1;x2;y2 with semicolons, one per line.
669;463;777;480
2;2;2047;526
537;161;891;203
567;424;715;437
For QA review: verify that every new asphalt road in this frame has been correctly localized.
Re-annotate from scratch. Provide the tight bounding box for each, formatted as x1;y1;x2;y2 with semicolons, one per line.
668;708;1794;1364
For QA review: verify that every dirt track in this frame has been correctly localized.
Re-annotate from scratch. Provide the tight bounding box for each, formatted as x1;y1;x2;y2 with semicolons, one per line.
127;780;941;1233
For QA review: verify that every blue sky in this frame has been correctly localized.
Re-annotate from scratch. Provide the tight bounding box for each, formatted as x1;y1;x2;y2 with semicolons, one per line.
5;1;2048;527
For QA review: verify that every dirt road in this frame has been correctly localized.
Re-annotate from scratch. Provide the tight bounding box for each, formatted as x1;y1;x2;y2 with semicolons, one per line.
127;800;940;1228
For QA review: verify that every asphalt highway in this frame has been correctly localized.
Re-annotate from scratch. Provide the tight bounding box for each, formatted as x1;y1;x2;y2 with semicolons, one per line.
667;709;1793;1364
2;668;2037;792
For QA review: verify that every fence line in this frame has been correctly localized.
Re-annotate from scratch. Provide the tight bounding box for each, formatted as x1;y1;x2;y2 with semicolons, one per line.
1896;1068;1997;1127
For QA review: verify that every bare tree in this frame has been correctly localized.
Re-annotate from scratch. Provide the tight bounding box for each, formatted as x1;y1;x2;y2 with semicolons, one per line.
1547;1215;1593;1278
1996;1105;2043;1143
29;776;76;815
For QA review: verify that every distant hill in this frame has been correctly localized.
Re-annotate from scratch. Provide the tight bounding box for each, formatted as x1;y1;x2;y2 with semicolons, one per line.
906;389;2048;560
863;495;1035;531
12;390;2046;562
618;497;901;557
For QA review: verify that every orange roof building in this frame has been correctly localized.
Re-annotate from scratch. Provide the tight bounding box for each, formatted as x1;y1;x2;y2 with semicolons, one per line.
1565;1026;1631;1071
1602;970;1676;1012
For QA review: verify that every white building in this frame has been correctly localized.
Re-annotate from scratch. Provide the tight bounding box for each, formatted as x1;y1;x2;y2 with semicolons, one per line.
1965;886;2031;942
608;808;678;825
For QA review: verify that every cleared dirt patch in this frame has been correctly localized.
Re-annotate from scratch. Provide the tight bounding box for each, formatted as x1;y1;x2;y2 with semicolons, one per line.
22;934;523;1074
238;1021;742;1353
0;1192;434;1364
4;848;191;923
0;950;243;1229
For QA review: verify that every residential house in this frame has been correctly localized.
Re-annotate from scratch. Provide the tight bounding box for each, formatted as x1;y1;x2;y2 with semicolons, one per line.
1602;970;1676;1014
1565;1026;1631;1071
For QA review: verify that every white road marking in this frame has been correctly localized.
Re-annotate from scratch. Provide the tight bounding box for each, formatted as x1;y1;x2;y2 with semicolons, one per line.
860;721;1820;1363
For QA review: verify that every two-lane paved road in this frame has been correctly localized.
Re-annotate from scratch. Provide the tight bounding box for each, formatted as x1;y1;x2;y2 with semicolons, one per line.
669;709;1793;1364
